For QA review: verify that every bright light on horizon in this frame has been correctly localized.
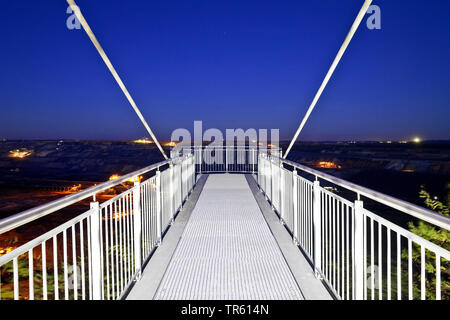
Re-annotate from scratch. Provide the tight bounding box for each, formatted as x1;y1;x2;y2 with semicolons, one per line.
413;137;421;143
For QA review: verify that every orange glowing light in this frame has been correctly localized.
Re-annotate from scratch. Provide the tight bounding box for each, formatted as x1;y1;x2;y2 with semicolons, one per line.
317;161;342;169
0;247;14;256
133;138;153;144
165;141;177;147
109;174;120;181
8;149;33;158
128;176;143;183
70;184;82;192
109;174;143;183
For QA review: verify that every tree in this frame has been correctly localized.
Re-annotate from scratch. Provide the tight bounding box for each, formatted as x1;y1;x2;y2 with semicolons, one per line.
405;184;450;299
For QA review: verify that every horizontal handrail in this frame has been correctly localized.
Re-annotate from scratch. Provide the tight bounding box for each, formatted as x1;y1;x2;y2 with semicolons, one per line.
0;209;92;266
272;155;450;231
0;159;172;235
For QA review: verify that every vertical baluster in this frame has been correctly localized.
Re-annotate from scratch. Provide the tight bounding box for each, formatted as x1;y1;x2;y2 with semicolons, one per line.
378;223;382;300
13;257;19;300
330;195;336;290
303;182;310;252
28;249;34;300
156;170;162;245
346;205;349;300
87;216;92;299
63;230;68;300
321;192;325;273
371;218;374;300
121;197;127;286
53;235;59;300
143;183;148;256
408;239;412;300
336;200;340;296
313;180;321;278
340;202;344;298
104;206;110;300
71;226;77;300
387;227;391;300
436;255;441;300
397;233;401;300
42;241;47;300
90;202;102;300
80;220;86;300
134;181;142;278
114;200;120;297
292;170;298;244
99;206;104;300
108;204;115;299
352;207;356;299
119;197;124;292
354;200;364;300
169;163;174;223
127;194;132;282
421;246;425;300
363;211;367;299
325;194;329;280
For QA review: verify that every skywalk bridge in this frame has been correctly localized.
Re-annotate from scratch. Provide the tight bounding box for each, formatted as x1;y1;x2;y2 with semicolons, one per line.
0;146;449;300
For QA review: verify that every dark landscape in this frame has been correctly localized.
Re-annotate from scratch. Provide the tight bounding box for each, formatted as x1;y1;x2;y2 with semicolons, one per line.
0;139;449;254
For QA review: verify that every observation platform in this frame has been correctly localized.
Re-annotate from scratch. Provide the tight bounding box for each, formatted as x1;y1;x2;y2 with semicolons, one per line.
127;174;331;300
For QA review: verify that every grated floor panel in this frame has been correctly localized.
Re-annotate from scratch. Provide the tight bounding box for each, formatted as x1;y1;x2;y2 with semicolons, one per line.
154;174;303;300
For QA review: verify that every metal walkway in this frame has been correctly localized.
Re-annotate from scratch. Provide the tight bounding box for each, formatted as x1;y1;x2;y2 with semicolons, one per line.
154;174;303;300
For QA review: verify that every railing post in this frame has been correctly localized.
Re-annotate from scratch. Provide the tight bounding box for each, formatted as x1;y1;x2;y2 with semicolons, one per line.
133;182;142;278
89;201;102;300
270;159;275;209
292;169;298;245
196;147;202;174
191;154;195;188
313;179;322;278
169;162;175;224
279;162;285;225
267;157;272;201
354;199;365;300
224;147;227;172
252;148;256;174
156;170;162;245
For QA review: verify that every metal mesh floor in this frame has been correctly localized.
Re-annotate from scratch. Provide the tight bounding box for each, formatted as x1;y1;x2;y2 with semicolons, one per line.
154;174;303;300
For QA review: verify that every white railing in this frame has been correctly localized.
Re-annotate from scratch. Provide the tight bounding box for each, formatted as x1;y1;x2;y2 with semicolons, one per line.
258;152;450;300
0;153;195;300
171;145;281;174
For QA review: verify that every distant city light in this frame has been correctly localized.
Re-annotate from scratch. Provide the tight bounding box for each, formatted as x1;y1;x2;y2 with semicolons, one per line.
109;174;143;183
8;148;33;158
0;246;14;256
317;161;342;169
109;174;120;181
71;184;82;192
413;137;421;143
165;141;177;147
128;176;143;183
133;138;153;144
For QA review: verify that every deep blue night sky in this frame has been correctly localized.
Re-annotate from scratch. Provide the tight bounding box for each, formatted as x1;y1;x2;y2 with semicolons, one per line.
1;1;449;141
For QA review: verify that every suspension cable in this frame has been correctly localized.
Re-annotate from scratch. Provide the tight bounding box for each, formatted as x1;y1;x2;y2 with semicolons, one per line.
66;0;168;160
283;0;373;159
